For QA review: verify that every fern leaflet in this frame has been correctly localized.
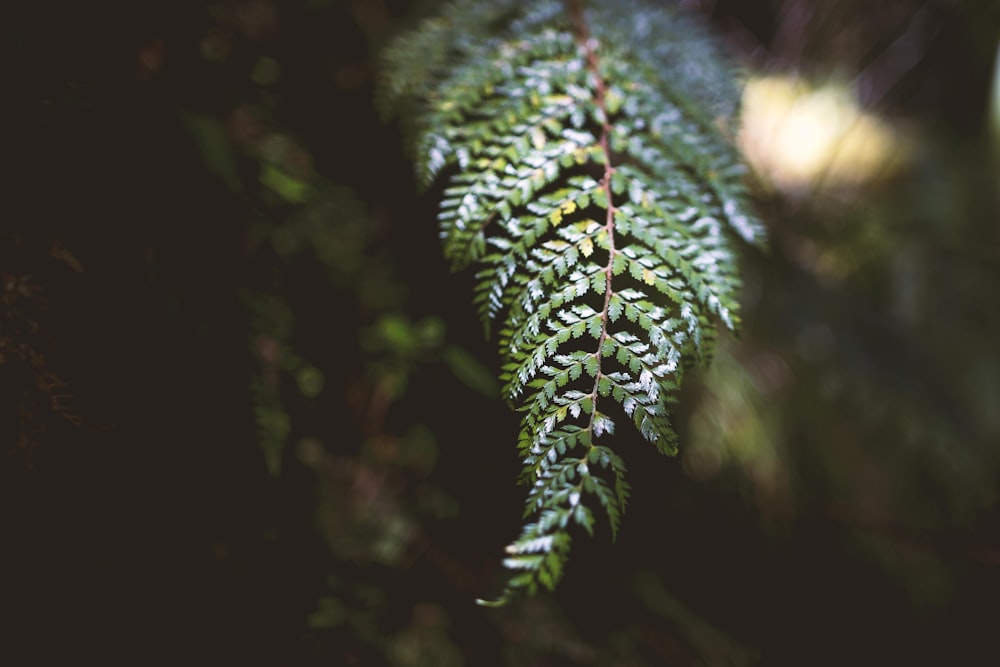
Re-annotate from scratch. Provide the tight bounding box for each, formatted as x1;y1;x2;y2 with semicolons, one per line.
381;0;764;603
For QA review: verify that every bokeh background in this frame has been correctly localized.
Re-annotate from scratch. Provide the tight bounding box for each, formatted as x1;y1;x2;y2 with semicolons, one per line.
3;0;999;664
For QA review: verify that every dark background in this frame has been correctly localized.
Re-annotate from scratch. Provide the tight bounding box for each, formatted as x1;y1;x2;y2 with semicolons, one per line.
2;1;999;664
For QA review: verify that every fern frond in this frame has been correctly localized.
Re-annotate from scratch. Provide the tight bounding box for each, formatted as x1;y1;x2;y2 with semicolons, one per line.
381;0;763;603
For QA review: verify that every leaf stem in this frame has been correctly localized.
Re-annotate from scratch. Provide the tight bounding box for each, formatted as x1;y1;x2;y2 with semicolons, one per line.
567;0;618;440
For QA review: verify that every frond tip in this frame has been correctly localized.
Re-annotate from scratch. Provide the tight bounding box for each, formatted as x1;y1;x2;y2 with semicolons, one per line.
381;0;763;603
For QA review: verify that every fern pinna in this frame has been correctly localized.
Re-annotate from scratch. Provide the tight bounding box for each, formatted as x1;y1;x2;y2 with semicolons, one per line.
381;0;764;603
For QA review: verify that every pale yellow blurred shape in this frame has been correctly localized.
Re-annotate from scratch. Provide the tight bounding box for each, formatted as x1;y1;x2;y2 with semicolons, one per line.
739;75;909;193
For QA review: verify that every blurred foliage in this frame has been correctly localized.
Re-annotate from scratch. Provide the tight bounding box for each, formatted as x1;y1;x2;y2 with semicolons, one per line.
2;0;999;665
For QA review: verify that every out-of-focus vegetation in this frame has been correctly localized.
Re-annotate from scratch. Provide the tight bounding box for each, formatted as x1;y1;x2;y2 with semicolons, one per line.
2;0;998;665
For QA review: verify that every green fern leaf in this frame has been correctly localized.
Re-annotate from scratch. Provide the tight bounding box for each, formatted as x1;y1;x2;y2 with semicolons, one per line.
381;0;764;603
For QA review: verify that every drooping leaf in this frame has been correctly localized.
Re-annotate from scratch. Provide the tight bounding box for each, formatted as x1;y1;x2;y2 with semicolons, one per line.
381;0;763;603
